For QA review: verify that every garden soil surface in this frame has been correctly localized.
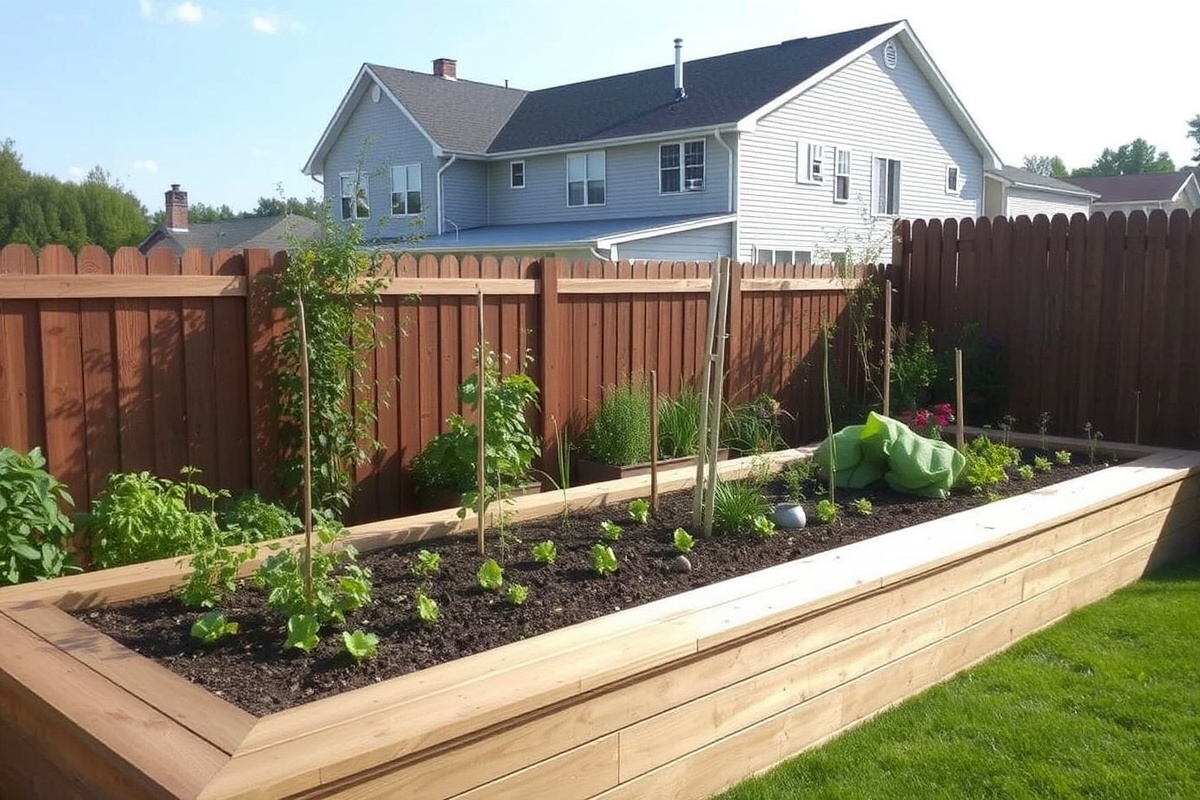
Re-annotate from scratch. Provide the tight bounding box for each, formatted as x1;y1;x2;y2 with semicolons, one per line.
79;452;1113;716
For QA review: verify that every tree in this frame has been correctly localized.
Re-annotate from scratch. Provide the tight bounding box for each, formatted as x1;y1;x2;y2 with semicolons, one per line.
1071;138;1175;177
1021;155;1069;178
251;195;324;219
1188;114;1199;165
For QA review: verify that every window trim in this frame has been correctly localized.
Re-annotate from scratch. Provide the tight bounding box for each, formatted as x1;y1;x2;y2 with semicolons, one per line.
509;160;525;190
339;171;370;220
872;155;902;217
945;164;960;195
389;163;423;217
659;139;707;195
833;148;852;204
797;142;824;184
566;151;606;207
753;245;813;267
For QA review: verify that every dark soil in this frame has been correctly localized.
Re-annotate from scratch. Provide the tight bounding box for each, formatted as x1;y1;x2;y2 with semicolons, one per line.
78;450;1113;716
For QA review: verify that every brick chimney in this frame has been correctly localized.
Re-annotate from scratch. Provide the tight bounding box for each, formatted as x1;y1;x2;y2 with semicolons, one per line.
432;58;457;80
165;184;189;231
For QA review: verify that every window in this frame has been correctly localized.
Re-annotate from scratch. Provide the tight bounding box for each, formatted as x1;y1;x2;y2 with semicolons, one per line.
945;165;959;194
834;149;851;202
874;157;901;216
798;142;823;183
510;161;525;189
390;164;422;216
755;247;812;267
660;140;705;193
567;151;605;206
340;172;369;220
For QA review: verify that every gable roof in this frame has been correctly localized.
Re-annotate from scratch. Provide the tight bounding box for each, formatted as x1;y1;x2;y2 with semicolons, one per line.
987;166;1100;198
305;20;999;172
405;213;735;253
138;214;321;255
1065;171;1198;204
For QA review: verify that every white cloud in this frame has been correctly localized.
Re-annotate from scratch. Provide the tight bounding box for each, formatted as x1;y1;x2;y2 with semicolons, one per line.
171;2;202;23
250;14;278;34
132;159;159;173
138;0;153;18
68;166;87;179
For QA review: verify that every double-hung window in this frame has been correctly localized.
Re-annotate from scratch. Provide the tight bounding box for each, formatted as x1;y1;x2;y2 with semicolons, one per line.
567;151;605;206
833;149;851;202
390;164;422;216
660;140;705;193
873;157;901;216
340;172;370;220
945;165;959;194
510;161;525;189
798;143;823;183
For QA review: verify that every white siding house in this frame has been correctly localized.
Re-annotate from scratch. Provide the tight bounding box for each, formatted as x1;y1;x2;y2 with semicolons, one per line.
983;167;1096;220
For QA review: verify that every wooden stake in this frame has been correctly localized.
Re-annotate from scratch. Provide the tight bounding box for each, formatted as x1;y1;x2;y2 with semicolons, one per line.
649;369;659;512
883;278;892;417
694;261;722;526
702;258;732;538
476;290;487;556
296;292;314;602
1135;390;1140;445
955;347;965;449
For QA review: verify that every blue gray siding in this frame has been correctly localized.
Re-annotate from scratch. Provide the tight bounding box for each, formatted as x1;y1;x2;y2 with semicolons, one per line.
615;224;732;261
1006;188;1091;219
442;159;488;231
736;39;984;261
486;135;733;225
321;84;440;239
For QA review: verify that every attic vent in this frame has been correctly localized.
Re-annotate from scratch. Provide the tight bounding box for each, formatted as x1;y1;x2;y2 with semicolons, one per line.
371;84;381;103
883;41;898;69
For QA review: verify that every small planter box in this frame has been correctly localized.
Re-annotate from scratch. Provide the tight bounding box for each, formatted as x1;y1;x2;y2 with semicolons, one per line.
577;449;729;483
1;434;1198;799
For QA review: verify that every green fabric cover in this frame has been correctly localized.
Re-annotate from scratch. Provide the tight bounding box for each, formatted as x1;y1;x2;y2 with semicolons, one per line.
814;412;966;499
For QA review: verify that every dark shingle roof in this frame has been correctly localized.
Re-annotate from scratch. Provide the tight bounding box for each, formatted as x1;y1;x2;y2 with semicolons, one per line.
989;166;1096;195
1064;171;1194;204
368;65;528;154
140;214;320;255
488;22;897;152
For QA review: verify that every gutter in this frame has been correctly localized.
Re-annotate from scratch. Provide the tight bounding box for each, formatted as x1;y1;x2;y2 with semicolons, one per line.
713;128;737;258
436;155;458;236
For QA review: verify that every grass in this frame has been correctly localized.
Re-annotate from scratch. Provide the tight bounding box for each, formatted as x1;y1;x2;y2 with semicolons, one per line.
714;556;1200;800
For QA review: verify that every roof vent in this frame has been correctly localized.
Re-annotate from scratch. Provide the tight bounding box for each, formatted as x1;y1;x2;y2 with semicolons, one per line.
674;38;685;100
883;41;898;69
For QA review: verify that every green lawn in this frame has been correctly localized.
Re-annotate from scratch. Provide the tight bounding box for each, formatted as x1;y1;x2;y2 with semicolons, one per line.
714;555;1200;800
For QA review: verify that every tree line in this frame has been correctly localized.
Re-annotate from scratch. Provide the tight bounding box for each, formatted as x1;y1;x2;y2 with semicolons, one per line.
0;139;324;253
1022;117;1200;179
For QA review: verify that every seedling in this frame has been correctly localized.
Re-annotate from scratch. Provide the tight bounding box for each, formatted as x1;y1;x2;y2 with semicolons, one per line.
672;527;695;554
1084;422;1104;465
1000;414;1017;447
410;549;441;579
850;497;873;516
531;540;557;565
815;499;838;524
1033;455;1052;474
628;498;651;525
1016;464;1035;480
1038;411;1051;453
284;614;320;652
415;589;439;624
600;520;623;541
590;543;618;576
476;558;504;591
190;611;238;644
751;515;775;538
1055;450;1072;466
342;630;379;660
505;583;529;606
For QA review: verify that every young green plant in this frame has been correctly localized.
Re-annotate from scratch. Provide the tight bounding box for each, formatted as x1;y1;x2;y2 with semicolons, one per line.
477;558;504;591
590;544;618;576
672;527;695;554
628;498;651;525
531;540;557;565
600;520;623;541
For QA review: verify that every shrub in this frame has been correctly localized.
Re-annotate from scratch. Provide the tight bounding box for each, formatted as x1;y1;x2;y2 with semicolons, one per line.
957;435;1020;494
0;446;79;586
721;395;786;454
890;323;938;412
780;458;816;504
584;378;653;466
218;492;300;544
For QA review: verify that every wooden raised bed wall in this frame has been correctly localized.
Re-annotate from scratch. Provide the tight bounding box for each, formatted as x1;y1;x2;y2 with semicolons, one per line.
1;437;1198;799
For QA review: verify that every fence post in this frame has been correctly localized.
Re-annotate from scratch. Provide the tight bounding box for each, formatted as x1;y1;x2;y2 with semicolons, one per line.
245;248;280;499
538;256;562;485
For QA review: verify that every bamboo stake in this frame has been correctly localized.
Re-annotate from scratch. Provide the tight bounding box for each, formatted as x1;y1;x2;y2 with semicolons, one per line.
883;278;893;417
702;258;732;538
1135;390;1140;445
693;261;722;526
822;316;836;506
296;292;314;602
955;348;965;449
476;290;487;556
649;369;659;512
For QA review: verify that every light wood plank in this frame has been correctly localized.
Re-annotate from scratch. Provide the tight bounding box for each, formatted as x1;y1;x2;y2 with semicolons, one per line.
377;277;537;296
450;734;619;800
0;274;247;298
558;278;711;294
741;277;864;292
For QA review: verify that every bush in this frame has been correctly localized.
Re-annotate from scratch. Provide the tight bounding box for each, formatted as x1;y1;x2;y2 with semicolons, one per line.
722;395;786;454
957;435;1020;494
219;492;300;544
890;323;938;412
0;446;79;585
584;378;653;466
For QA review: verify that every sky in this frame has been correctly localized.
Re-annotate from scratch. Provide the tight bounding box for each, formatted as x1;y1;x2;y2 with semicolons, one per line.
1;1;1197;215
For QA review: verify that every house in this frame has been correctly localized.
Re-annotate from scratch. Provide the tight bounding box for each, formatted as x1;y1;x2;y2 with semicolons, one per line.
982;166;1098;219
303;21;1003;263
138;184;320;256
1064;170;1200;218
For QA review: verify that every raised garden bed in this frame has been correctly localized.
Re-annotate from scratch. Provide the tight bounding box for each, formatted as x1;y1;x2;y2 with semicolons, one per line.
576;449;730;483
1;433;1198;799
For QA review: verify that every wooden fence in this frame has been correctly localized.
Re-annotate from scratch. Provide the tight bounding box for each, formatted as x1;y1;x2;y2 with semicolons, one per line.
0;245;868;522
894;208;1200;449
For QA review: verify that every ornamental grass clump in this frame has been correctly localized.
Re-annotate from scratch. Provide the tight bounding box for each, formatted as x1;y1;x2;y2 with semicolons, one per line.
585;378;653;466
657;385;702;458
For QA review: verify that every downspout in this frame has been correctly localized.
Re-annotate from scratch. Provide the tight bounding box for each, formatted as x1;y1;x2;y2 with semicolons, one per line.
436;154;458;236
714;128;736;258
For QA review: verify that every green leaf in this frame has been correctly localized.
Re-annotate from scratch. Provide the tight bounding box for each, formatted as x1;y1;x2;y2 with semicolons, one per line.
477;558;504;591
341;629;379;660
190;611;238;644
590;544;618;577
285;614;320;652
672;527;695;554
599;520;623;541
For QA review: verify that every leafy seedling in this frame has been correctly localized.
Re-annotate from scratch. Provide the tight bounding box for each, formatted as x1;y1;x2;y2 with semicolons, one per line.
591;543;618;577
850;497;873;516
342;629;379;660
531;540;557;565
285;613;320;652
415;589;439;624
628;498;650;525
505;583;529;606
1033;455;1052;474
1016;464;1034;480
1055;450;1072;466
599;520;623;541
190;611;238;644
477;558;504;591
672;527;695;554
411;549;441;579
815;499;838;524
751;515;775;538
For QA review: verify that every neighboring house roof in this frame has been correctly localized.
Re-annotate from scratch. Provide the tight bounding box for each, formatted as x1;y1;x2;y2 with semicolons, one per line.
138;214;321;255
986;166;1100;198
304;20;1000;172
401;213;736;253
1065;171;1199;205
